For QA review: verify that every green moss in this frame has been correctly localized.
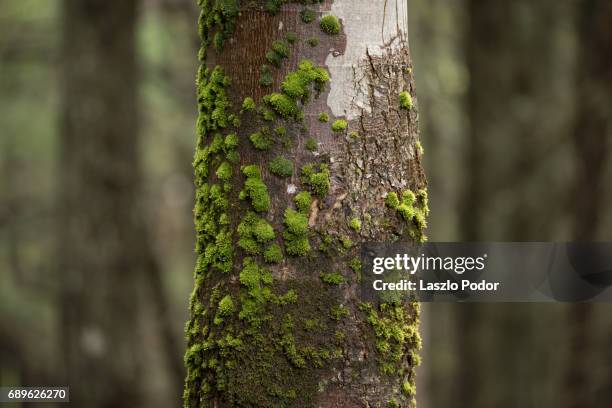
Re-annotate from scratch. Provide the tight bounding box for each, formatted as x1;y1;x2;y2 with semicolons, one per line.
249;127;273;150
262;109;275;121
415;140;424;156
217;294;235;317
331;119;348;132
240;165;271;212
349;217;361;231
385;192;400;209
320;14;341;35
359;302;421;376
400;91;413;110
237;212;275;255
272;39;290;58
318;112;329;122
264;93;299;118
196;0;239;59
269;156;294;177
305;137;318;151
338;236;352;251
349;130;359;139
293;191;312;213
216;161;232;181
281;59;330;101
283;208;311;256
285;31;298;44
300;163;330;197
320;272;345;285
242;97;256;111
402;380;415;396
330;304;349;320
263;243;283;263
386;188;428;242
306;37;319;47
300;8;317;23
259;65;273;87
264;0;284;15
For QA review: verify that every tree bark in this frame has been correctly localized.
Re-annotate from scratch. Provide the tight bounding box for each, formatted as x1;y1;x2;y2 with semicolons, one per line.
184;1;426;407
58;1;151;406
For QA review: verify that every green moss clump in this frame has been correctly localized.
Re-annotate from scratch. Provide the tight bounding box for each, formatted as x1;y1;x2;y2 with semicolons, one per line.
249;127;273;150
306;37;319;47
218;294;235;316
266;40;290;67
349;217;361;231
263;243;283;263
305;138;318;151
240;165;271;212
386;188;428;242
285;31;298;44
318;112;329;122
349;131;359;139
264;93;299;118
402;380;415;396
320;14;341;35
359;302;421;376
283;208;311;256
331;119;348;132
237;211;276;255
260;64;273;87
293;191;312;213
281;59;330;101
264;0;284;15
415;140;424;156
320;272;345;285
238;257;274;320
300;8;316;23
330;304;349;320
272;39;290;57
400;91;413;110
216;161;232;181
242;97;256;111
196;0;239;59
349;258;362;282
301;163;330;197
269;156;294;177
385;192;400;209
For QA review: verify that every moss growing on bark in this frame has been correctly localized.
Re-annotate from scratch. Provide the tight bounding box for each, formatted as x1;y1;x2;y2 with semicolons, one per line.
400;91;413;110
320;14;341;35
385;188;429;242
331;119;348;132
320;272;345;285
240;165;271;212
264;243;283;263
283;208;311;256
305;137;318;152
301;163;330;197
269;156;294;177
300;8;317;24
249;127;273;150
293;191;312;213
238;211;276;255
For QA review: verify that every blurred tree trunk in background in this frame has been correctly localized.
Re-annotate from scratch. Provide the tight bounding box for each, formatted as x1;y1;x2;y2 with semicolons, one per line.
183;1;425;407
58;1;153;406
457;1;570;407
566;1;612;407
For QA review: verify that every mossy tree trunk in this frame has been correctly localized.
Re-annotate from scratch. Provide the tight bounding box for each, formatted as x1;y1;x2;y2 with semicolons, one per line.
58;1;157;406
184;1;426;407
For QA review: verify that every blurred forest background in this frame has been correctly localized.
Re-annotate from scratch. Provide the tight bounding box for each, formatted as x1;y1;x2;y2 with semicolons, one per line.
1;0;611;407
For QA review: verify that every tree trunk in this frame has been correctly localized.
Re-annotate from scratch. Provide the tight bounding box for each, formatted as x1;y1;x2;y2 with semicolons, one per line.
183;1;426;407
58;1;151;406
566;1;612;406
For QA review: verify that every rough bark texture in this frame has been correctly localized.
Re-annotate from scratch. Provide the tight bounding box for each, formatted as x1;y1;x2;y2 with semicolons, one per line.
184;1;425;407
58;1;149;406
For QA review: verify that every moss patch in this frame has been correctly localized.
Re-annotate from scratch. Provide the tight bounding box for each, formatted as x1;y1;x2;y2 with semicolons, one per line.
320;14;341;35
269;156;294;177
